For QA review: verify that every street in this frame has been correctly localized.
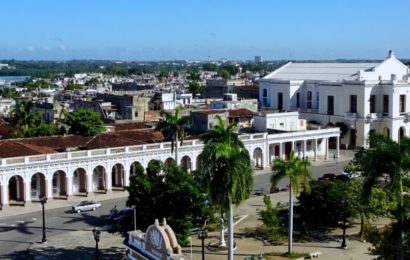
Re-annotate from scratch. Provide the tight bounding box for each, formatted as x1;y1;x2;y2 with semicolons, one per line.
0;197;127;259
0;151;353;258
253;156;349;194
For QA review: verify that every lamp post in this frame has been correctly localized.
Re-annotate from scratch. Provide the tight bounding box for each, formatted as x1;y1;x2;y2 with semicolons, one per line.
133;206;137;232
341;197;347;249
39;196;47;243
197;223;208;260
92;227;101;260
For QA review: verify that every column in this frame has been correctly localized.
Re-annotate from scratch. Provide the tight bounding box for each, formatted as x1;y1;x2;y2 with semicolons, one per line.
1;183;8;206
66;175;73;196
124;170;130;187
46;177;53;200
303;140;307;158
336;136;340;158
87;173;93;194
291;141;295;152
191;158;197;171
314;139;318;161
325;138;329;160
106;170;112;192
279;143;283;160
24;181;31;203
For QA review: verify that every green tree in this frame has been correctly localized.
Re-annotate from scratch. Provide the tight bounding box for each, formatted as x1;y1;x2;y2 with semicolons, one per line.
11;100;41;136
218;69;230;79
188;81;204;97
199;115;253;260
270;151;313;254
0;88;20;99
63;108;105;136
155;106;191;163
125;162;209;245
350;134;410;259
66;83;82;90
203;63;217;71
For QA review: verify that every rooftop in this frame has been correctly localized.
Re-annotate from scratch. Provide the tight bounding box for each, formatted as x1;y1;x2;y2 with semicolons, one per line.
263;62;379;82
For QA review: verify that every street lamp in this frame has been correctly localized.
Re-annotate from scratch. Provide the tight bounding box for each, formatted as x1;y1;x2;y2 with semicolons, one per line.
39;196;47;243
197;222;208;260
92;227;101;260
341;197;347;249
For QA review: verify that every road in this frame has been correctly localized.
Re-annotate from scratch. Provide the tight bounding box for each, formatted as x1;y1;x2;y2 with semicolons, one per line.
253;158;349;193
0;197;127;259
0;156;350;258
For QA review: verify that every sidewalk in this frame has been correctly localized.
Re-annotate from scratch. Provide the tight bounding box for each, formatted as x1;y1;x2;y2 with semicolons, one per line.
0;191;128;219
28;230;127;260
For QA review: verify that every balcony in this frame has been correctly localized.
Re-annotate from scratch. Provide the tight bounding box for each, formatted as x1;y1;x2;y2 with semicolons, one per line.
366;113;381;119
344;112;357;118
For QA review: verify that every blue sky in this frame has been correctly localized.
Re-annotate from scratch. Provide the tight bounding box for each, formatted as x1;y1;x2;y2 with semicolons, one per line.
1;0;409;60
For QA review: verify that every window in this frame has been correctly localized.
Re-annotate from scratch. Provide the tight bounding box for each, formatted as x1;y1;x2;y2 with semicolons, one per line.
296;93;300;108
307;91;312;109
350;95;357;113
316;92;319;108
370;95;376;113
383;95;389;115
400;95;406;114
327;96;334;115
277;92;283;110
263;89;267;97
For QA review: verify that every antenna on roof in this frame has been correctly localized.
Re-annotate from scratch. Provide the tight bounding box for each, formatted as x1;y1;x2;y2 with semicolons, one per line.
388;50;395;58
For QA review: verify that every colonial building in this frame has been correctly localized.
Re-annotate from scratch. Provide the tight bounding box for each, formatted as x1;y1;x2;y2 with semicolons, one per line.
0;126;339;207
259;51;410;147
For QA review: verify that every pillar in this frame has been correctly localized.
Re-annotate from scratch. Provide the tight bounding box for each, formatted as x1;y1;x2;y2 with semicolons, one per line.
314;139;318;161
279;143;283;160
1;183;8;206
24;181;31;203
66;175;73;196
87;173;93;193
303;140;307;158
336;136;340;158
325;138;329;160
46;177;53;200
106;169;112;191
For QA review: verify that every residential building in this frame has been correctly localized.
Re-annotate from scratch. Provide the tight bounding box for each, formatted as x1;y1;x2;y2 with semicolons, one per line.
259;50;410;148
210;93;258;112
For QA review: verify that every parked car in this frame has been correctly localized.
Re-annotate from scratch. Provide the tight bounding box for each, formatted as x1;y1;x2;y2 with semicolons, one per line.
318;173;336;181
72;200;102;213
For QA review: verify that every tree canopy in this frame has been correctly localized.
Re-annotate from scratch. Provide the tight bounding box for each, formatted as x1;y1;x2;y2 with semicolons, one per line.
63;108;105;136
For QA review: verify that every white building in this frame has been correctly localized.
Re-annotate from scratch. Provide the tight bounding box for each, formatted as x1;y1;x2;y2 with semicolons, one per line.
259;51;410;148
253;111;306;132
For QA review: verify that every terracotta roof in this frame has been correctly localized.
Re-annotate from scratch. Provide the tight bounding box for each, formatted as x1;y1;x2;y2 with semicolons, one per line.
191;110;226;115
112;122;150;131
228;108;253;118
20;135;92;152
85;130;164;150
0;140;56;158
0;129;164;158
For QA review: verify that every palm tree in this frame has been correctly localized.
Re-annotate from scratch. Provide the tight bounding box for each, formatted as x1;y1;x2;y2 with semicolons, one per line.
270;151;313;255
199;115;253;260
353;134;410;259
10;100;41;137
155;106;191;164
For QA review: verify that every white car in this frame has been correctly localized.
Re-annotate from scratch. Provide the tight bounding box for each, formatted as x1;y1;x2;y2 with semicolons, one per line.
72;200;102;213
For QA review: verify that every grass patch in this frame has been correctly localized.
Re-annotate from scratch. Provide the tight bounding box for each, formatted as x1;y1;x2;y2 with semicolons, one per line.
264;251;308;259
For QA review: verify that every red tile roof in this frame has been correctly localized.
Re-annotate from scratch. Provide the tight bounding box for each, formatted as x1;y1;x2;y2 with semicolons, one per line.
0;140;56;158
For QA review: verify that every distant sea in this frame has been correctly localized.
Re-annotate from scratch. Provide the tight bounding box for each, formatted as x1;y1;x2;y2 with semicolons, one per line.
0;76;29;81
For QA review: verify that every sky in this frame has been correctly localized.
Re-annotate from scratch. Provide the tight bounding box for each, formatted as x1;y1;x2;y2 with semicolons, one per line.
1;0;409;61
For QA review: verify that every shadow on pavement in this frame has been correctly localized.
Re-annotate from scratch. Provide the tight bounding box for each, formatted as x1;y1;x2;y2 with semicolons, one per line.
28;245;126;259
0;249;32;259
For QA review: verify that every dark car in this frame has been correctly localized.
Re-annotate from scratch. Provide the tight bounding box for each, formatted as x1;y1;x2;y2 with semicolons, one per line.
318;173;336;181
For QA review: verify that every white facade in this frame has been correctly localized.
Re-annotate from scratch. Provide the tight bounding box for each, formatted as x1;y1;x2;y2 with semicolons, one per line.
259;51;410;147
0;129;339;207
253;111;306;132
